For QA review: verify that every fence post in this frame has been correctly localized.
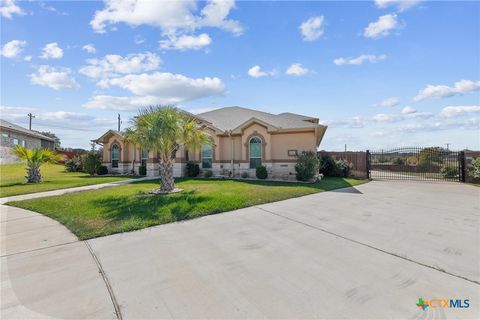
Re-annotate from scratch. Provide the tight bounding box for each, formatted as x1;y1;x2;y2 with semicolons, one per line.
366;150;370;179
459;151;466;182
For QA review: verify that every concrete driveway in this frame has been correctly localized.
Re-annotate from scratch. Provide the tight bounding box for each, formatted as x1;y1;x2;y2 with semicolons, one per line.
2;181;479;319
87;181;479;319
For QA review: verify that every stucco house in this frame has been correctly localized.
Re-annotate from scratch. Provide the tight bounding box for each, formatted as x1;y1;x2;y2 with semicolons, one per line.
0;119;56;164
92;107;327;179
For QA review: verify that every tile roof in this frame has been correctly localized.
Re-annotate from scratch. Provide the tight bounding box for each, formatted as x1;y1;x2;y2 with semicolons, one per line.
197;106;321;132
0;119;55;141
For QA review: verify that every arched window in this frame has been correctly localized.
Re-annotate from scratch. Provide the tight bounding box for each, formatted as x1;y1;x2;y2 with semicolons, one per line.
111;144;119;168
249;136;262;169
202;143;212;168
141;149;148;167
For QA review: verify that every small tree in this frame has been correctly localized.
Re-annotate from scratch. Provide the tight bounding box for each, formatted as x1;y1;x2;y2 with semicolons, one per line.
256;165;268;179
469;157;480;178
82;151;102;175
125;106;210;193
13;146;61;183
295;151;320;181
319;154;337;176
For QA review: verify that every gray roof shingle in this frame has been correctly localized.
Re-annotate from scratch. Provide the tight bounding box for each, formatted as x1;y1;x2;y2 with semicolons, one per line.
197;106;321;131
0;119;55;141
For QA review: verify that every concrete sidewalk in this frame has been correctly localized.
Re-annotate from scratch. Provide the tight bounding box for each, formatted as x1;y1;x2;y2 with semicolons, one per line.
0;205;117;319
0;176;157;204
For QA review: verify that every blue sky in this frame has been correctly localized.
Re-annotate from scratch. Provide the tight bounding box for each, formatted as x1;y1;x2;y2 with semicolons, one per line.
1;0;479;150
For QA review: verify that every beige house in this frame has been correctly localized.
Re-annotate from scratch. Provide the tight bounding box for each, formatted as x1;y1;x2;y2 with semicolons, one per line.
92;107;327;179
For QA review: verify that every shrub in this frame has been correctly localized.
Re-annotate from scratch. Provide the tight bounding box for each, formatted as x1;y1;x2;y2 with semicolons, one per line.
186;161;200;177
319;154;337;177
204;170;213;178
139;165;147;176
256;165;268;179
241;171;249;179
295;151;320;181
440;164;457;179
334;159;352;178
82;151;101;175
65;156;82;172
468;157;480;178
393;157;405;165
96;165;108;175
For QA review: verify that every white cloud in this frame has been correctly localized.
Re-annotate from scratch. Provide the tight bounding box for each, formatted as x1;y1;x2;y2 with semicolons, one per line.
79;52;161;79
83;95;164;111
401;106;416;114
103;72;224;97
374;0;423;12
299;16;325;41
322;116;367;128
0;0;24;18
376;97;400;107
24;55;32;61
159;33;211;51
40;42;64;59
373;111;432;122
90;0;242;37
363;14;400;39
84;72;225;111
82;44;96;54
414;80;480;101
440;105;480;118
0;39;26;58
39;111;95;122
285;63;310;76
334;54;387;66
30;65;80;90
134;35;145;44
247;65;275;78
402;106;417;114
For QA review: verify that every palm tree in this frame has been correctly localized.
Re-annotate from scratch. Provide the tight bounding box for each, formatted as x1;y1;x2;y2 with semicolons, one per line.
125;106;210;193
13;146;62;183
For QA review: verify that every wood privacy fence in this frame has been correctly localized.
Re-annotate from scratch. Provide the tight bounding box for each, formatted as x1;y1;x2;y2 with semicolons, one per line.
318;151;368;179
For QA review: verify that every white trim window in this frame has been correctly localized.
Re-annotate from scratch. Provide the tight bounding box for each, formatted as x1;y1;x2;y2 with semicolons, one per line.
141;149;148;167
111;144;119;168
202;143;212;168
249;136;262;169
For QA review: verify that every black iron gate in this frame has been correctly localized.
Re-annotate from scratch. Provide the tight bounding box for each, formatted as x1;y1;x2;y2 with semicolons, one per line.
367;147;465;182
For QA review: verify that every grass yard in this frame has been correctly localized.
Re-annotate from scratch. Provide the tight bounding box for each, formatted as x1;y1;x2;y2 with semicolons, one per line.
0;163;132;197
8;177;367;239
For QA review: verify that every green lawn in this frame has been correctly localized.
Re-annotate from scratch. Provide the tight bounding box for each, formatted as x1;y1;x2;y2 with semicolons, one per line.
8;177;367;239
0;163;132;197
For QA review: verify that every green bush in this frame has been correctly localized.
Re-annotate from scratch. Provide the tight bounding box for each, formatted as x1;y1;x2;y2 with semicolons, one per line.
82;151;101;175
468;157;480;178
204;170;213;178
241;171;249;178
139;165;147;176
319;154;337;176
335;159;352;178
65;156;82;172
186;161;200;177
295;151;320;181
256;165;268;179
440;164;457;179
96;165;108;175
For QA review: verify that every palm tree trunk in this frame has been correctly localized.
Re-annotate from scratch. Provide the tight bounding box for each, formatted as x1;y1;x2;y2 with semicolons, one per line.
159;159;175;192
27;166;42;183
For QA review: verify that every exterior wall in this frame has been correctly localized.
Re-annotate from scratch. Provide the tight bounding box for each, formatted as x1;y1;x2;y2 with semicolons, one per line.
271;131;316;160
0;129;44;164
98;124;320;179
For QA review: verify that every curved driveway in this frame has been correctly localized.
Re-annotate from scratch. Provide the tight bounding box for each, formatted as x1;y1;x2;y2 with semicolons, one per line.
2;181;479;319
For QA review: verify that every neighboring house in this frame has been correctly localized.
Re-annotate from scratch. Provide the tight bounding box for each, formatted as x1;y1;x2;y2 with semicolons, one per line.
0;119;56;164
92;107;327;179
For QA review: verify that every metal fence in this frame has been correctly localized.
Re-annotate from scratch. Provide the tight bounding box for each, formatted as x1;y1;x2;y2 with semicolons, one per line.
367;147;464;182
